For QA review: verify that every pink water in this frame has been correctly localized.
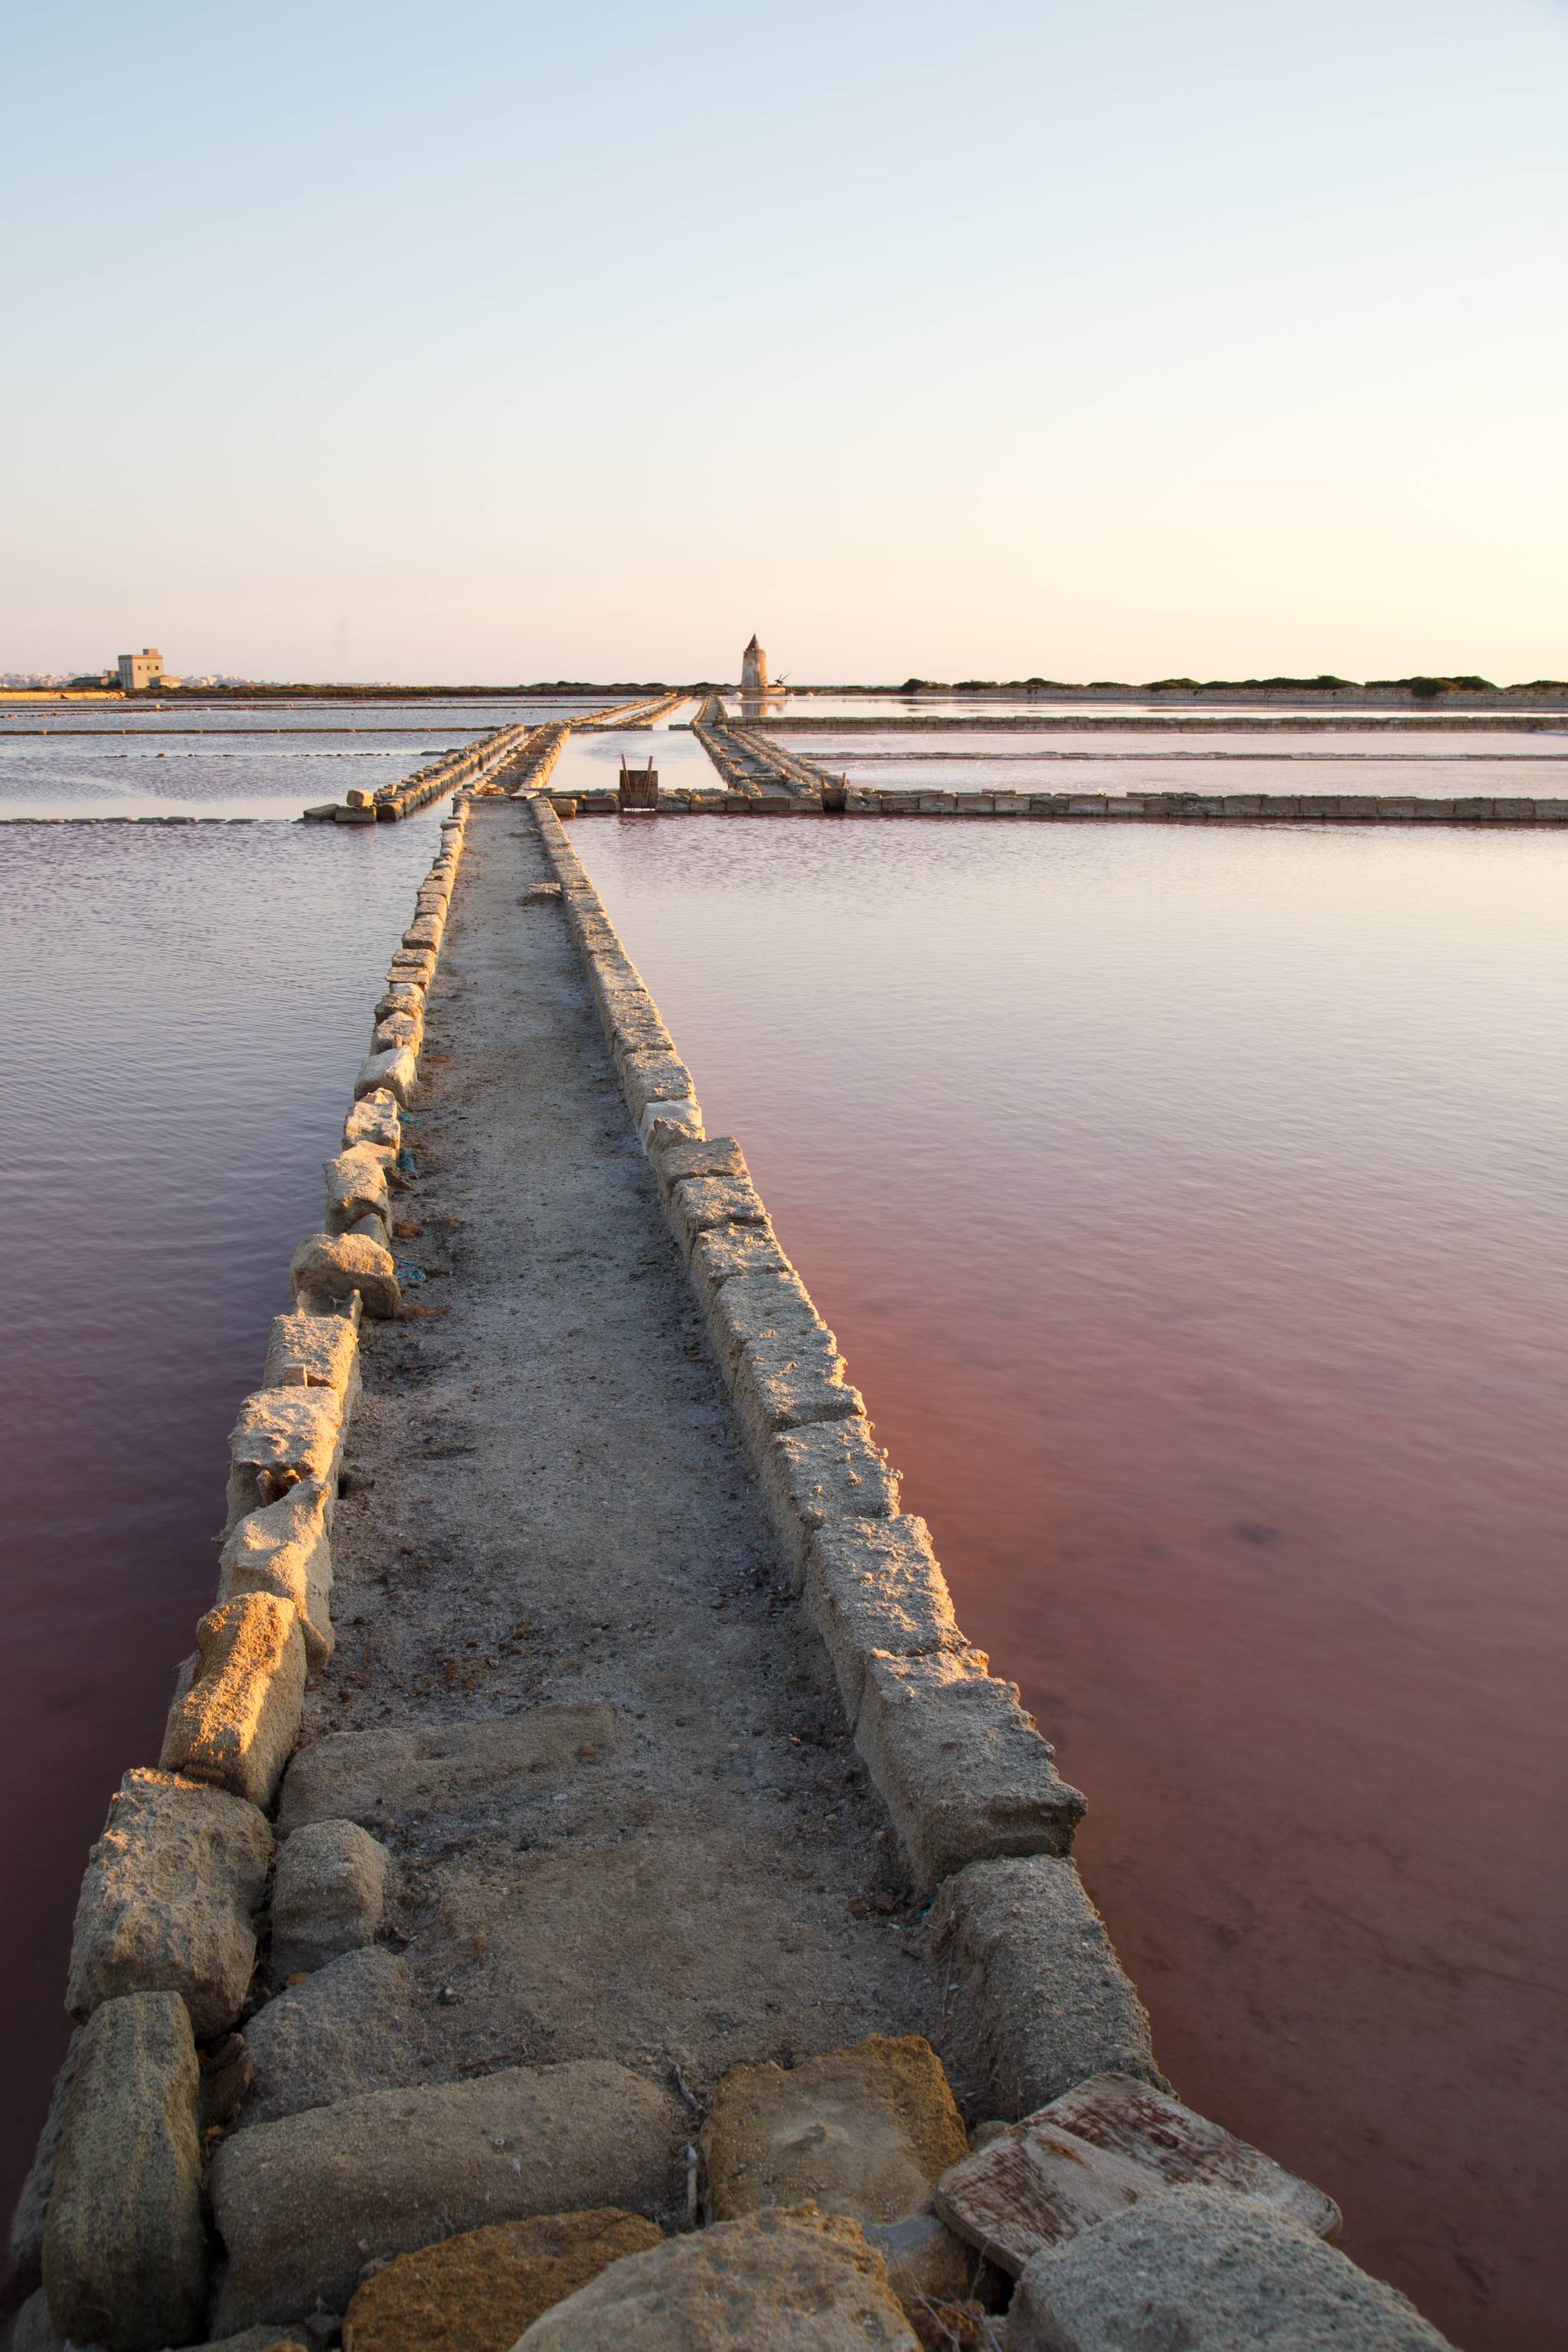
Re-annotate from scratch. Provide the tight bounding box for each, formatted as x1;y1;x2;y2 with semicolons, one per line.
578;815;1568;2352
0;813;446;2289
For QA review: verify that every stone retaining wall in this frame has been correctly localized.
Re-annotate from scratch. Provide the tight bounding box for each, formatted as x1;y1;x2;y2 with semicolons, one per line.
8;801;474;2347
525;790;1460;2348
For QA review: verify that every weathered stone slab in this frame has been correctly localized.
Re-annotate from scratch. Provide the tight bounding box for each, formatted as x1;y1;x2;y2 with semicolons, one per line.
290;1231;402;1320
759;1419;900;1584
705;1268;822;1377
933;2120;1149;2275
927;1860;1162;2120
270;1817;392;1975
401;914;443;950
666;1171;769;1254
855;1652;1085;1893
804;1516;965;1716
345;1086;403;1157
160;1594;307;1808
355;1044;420;1106
218;1478;335;1671
1003;2185;1457;2350
638;1095;703;1145
263;1312;360;1398
388;947;436;983
704;2036;968;2226
66;1768;273;2034
209;2060;684;2328
731;1331;865;1452
226;1384;345;1527
6;2035;78;2299
277;1706;625;1836
242;1948;413;2125
1044;2073;1339;2237
619;1047;697;1124
42;1990;207;2350
373;1011;423;1054
374;980;426;1021
688;1218;792;1306
514;2206;920;2350
324;1145;392;1234
341;2210;663;2352
648;1131;748;1197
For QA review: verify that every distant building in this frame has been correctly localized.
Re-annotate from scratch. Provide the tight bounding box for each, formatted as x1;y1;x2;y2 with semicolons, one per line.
741;634;769;694
118;647;165;692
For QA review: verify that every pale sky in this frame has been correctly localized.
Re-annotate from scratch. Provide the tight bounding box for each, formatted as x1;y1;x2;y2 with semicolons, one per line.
3;0;1564;684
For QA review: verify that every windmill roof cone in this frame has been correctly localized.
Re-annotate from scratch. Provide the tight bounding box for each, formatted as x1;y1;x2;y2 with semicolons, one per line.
741;634;769;694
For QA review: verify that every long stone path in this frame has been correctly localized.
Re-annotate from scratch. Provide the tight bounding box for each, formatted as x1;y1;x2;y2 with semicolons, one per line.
316;798;938;2086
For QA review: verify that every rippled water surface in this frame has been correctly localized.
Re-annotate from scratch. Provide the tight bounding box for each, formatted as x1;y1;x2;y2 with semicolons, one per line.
1;812;447;2262
578;816;1568;2352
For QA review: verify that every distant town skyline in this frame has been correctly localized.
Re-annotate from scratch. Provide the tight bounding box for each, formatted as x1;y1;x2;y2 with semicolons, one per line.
2;0;1563;684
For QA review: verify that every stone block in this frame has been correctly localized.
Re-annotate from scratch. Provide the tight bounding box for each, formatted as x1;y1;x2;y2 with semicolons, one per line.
243;1948;413;2125
689;1219;793;1307
218;1478;335;1671
66;1768;273;2035
705;1267;823;1377
855;1652;1085;1894
401;914;443;949
666;1171;770;1255
276;1706;626;1836
340;2210;663;2352
805;1517;966;1718
374;981;426;1021
1002;2186;1456;2350
225;1384;345;1527
290;1231;402;1320
648;1130;747;1197
388;947;437;983
354;1044;420;1106
514;2206;919;2350
263;1311;361;1400
372;1011;423;1054
270;1818;393;1975
324;1147;392;1233
619;1047;697;1123
638;1095;703;1145
760;1420;901;1586
160;1594;308;1808
704;2036;969;2226
42;1991;207;2351
1043;2073;1338;2237
345;1087;403;1155
7;2035;78;2299
730;1325;865;1452
209;2060;684;2328
926;1859;1162;2119
934;2121;1152;2275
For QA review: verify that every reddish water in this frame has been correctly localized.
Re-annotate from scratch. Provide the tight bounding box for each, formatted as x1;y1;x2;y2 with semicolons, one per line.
579;815;1568;2352
1;813;445;2285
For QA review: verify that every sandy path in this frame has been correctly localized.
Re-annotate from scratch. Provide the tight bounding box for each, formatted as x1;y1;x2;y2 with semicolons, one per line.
302;798;936;2104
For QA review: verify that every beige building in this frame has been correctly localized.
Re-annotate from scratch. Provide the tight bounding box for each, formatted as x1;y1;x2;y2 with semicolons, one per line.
118;646;165;691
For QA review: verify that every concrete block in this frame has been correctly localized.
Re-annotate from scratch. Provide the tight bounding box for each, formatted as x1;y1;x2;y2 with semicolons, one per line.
514;2207;919;2350
42;1991;207;2350
354;1044;419;1106
805;1515;966;1718
1003;2185;1456;2350
667;1171;770;1255
263;1310;360;1400
217;1478;335;1670
208;2059;685;2328
270;1817;393;1975
225;1383;345;1528
340;2210;663;2352
703;2034;968;2225
689;1218;793;1307
159;1594;308;1808
856;1651;1086;1894
243;1948;414;2125
926;1859;1162;2118
66;1768;273;2034
290;1230;402;1319
760;1419;900;1585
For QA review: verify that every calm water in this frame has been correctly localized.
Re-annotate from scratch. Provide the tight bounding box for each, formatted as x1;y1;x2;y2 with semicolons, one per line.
0;811;447;2275
578;818;1568;2352
0;695;611;735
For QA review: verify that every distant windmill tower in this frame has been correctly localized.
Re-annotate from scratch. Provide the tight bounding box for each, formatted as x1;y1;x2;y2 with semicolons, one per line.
741;633;769;694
